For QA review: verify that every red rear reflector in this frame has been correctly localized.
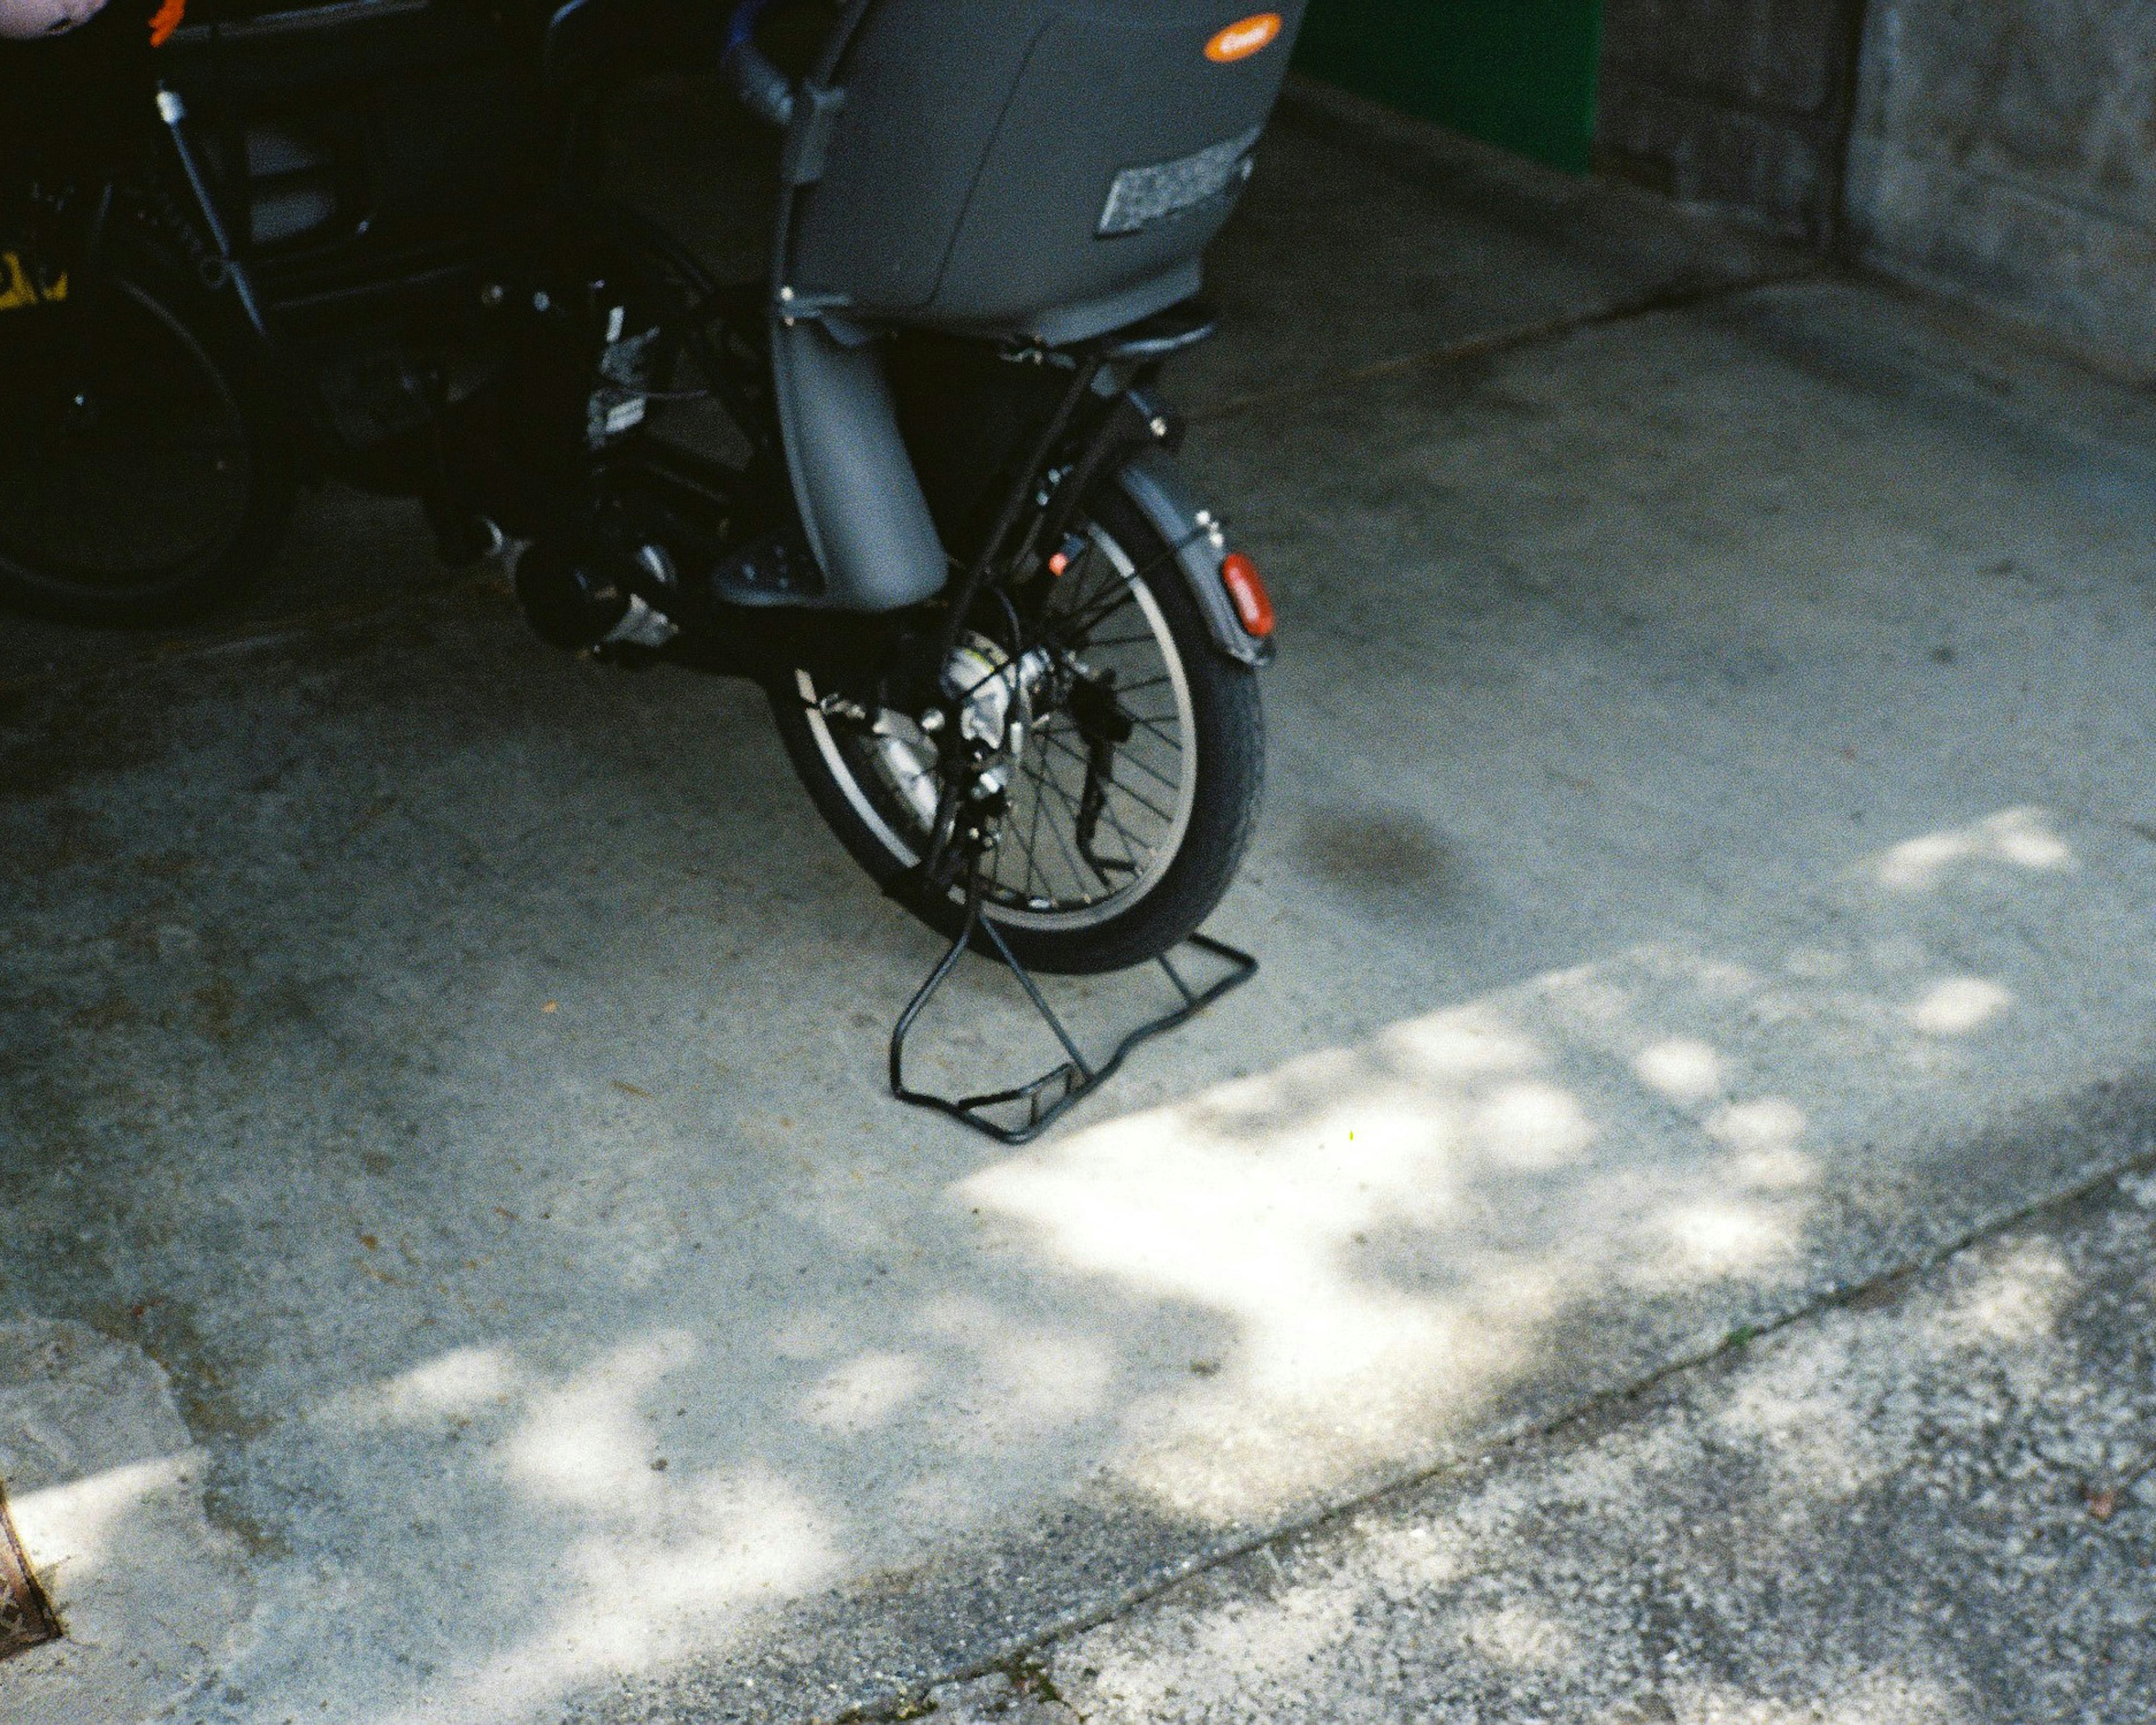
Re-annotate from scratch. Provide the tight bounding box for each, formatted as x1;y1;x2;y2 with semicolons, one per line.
1219;551;1275;638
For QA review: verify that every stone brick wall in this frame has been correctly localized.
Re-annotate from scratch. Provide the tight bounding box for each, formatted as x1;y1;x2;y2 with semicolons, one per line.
1843;0;2156;378
1596;0;2156;378
1596;0;1870;245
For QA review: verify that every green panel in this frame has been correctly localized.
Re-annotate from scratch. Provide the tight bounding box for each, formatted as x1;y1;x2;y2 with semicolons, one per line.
1294;0;1604;174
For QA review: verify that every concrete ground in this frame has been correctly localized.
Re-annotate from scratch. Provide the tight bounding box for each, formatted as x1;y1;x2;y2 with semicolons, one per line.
5;76;2156;1725
933;1166;2156;1725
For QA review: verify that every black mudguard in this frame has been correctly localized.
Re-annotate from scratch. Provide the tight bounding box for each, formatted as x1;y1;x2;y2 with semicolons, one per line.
769;315;949;611
1113;449;1273;668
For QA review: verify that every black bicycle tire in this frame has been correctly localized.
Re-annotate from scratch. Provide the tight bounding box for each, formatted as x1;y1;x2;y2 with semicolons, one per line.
0;226;294;627
771;473;1266;975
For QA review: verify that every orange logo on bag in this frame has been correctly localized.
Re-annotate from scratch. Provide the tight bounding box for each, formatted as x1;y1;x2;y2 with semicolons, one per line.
1206;12;1281;62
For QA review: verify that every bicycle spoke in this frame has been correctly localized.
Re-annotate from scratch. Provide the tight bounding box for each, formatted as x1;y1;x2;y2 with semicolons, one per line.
808;500;1217;932
1038;711;1185;789
1024;754;1113;894
1061;545;1126;611
1039;728;1181;810
1123;712;1186;750
1065;633;1155;655
1039;731;1177;824
1093;787;1153;868
1033;749;1134;877
1058;582;1141;641
1021;774;1048;902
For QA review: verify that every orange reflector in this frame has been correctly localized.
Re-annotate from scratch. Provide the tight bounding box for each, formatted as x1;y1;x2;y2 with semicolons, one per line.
1207;12;1282;62
1219;551;1275;637
1048;550;1071;577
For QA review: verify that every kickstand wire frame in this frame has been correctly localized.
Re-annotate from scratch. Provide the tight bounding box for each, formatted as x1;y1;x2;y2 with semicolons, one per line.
890;864;1256;1146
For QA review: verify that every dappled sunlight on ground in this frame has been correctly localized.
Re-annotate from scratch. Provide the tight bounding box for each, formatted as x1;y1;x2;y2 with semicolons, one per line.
504;1332;702;1507
1666;1672;1965;1724
1922;1235;2072;1354
0;506;2148;1725
11;1456;191;1581
1871;806;2073;893
1636;1036;1726;1103
1906;975;2015;1037
1027;1185;2154;1723
314;1335;850;1725
117;797;2116;1723
960;807;2071;1528
0;1321;256;1725
372;1459;834;1725
4;787;2136;1725
798;1349;928;1432
378;1409;837;1725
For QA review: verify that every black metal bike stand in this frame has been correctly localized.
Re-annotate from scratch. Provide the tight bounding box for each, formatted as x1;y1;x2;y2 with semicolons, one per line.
888;861;1257;1146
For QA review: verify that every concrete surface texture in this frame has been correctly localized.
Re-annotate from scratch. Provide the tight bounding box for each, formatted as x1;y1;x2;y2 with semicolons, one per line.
931;1168;2156;1725
1597;0;1868;245
4;79;2156;1725
1844;0;2156;380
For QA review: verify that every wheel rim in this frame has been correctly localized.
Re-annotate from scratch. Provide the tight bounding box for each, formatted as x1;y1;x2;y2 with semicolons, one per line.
802;522;1200;933
0;280;255;590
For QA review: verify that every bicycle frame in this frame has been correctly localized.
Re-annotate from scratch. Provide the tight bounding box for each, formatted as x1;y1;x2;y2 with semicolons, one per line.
7;0;1296;671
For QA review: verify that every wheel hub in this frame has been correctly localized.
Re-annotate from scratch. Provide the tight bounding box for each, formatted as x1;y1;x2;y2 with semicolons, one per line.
871;635;1054;827
940;636;1052;795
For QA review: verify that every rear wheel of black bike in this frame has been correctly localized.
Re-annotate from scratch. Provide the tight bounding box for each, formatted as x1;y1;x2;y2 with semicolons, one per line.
0;238;293;625
774;480;1265;975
